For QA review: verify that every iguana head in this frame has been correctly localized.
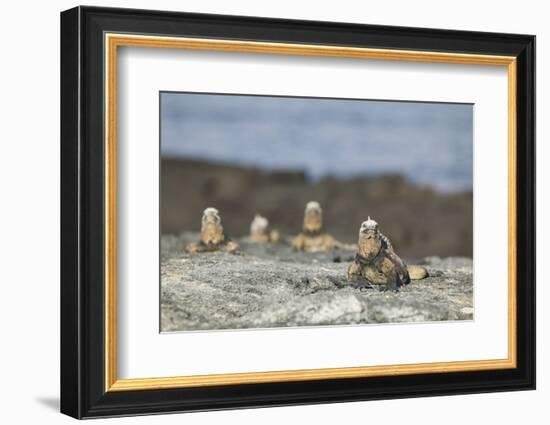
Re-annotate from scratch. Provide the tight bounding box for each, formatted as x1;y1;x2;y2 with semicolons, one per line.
303;201;323;233
357;217;382;259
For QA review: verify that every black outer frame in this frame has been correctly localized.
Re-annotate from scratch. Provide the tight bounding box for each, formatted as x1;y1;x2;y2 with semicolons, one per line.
60;5;536;419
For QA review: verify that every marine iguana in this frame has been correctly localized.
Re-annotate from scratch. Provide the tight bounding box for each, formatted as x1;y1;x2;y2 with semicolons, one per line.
249;214;280;244
291;201;348;252
185;207;239;254
347;217;428;291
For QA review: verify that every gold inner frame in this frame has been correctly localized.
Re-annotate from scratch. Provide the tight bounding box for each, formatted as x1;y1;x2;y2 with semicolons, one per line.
104;33;517;392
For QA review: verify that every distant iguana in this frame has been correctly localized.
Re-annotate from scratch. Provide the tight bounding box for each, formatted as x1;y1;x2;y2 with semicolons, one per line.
185;207;239;254
347;217;428;291
249;214;280;244
292;201;354;252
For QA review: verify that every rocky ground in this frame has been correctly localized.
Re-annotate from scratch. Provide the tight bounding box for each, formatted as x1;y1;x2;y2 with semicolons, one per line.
161;233;474;332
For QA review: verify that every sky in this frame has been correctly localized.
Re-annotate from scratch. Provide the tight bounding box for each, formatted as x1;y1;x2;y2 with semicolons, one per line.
160;92;473;192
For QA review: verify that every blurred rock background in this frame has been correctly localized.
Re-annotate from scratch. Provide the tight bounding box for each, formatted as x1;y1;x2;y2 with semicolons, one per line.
161;158;472;258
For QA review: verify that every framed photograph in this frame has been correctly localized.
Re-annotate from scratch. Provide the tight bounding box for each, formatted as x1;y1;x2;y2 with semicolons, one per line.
60;6;535;419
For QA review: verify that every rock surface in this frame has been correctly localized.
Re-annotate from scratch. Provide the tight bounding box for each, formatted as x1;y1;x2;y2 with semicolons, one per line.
161;233;473;332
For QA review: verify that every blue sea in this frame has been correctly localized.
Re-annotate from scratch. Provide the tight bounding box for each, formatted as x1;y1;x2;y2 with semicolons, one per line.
160;92;473;193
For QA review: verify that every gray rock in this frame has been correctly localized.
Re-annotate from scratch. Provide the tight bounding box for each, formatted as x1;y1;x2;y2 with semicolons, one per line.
161;233;474;332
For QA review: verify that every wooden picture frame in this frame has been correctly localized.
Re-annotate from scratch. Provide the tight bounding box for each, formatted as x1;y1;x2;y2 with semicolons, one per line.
60;5;535;419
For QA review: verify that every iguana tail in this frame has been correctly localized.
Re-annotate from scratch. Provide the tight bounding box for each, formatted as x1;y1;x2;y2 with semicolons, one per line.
407;265;429;280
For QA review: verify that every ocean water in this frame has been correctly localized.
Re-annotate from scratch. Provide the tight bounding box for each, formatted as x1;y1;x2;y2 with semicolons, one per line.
160;92;473;193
